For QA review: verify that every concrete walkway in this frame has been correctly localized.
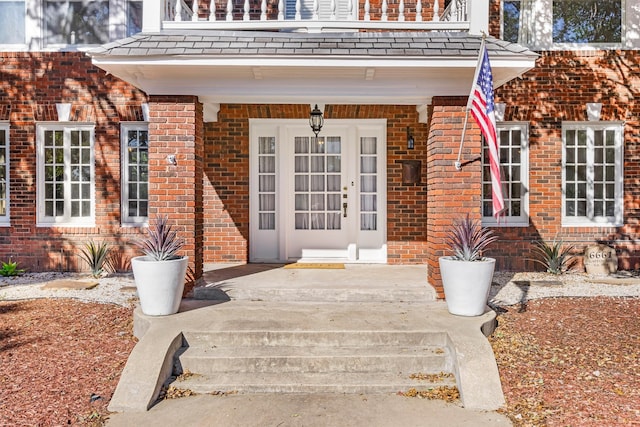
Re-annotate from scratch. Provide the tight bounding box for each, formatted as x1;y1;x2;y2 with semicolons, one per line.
106;264;510;426
107;393;511;426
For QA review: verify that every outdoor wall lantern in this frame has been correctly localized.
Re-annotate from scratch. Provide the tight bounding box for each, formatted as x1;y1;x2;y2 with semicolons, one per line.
407;127;415;150
309;104;324;137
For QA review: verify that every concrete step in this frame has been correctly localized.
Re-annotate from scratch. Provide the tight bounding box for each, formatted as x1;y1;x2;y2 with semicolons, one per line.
182;330;449;348
176;345;450;374
169;329;455;395
170;371;457;395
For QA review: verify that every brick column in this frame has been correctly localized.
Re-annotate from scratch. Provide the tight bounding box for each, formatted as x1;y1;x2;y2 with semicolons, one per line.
426;97;483;298
148;96;204;295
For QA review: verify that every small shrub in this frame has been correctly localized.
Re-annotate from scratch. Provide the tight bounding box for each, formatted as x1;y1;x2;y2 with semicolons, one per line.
79;241;112;278
444;214;498;262
0;259;25;277
134;215;185;261
531;239;574;274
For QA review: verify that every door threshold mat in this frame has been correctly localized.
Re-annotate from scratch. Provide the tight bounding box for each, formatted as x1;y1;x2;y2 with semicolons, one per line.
284;263;345;269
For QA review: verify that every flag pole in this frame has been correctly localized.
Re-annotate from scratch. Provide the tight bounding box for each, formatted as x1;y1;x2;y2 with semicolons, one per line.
455;33;487;171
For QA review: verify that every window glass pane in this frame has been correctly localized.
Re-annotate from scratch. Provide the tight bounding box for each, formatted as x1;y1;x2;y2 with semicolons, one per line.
127;0;143;36
502;0;521;43
553;0;622;43
45;0;110;45
0;1;25;44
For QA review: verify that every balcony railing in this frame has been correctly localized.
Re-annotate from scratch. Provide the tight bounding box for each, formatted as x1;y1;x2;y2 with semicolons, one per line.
143;0;486;33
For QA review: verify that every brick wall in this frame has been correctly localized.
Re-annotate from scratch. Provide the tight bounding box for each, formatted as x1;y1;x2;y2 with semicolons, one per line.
490;50;640;270
147;96;204;294
0;52;148;272
426;97;482;298
202;104;429;264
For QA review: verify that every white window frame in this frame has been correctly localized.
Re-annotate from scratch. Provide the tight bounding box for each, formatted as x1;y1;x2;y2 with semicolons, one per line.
0;0;26;48
561;121;624;227
0;122;9;226
121;122;149;226
482;122;529;227
0;0;141;52
36;122;96;227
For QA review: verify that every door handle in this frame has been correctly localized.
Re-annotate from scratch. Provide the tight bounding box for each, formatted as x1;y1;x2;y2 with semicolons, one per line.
343;202;348;218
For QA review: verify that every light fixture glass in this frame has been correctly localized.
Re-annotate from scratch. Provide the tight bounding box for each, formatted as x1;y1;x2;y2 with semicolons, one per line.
309;104;324;137
407;127;415;150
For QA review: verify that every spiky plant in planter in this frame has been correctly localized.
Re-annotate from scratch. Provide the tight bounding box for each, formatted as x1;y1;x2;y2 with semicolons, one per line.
133;215;185;261
439;214;499;316
131;215;188;316
444;214;498;261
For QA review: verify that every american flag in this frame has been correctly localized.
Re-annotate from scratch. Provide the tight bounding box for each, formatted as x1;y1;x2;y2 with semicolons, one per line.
470;44;505;219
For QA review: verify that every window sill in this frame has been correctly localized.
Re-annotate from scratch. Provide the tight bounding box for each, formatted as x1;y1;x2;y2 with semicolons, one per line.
482;218;529;228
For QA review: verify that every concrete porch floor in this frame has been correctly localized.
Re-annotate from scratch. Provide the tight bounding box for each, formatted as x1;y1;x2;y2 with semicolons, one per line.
107;263;508;426
194;263;438;302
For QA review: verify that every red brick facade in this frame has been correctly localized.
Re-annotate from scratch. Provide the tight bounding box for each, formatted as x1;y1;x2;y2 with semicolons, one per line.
1;45;639;299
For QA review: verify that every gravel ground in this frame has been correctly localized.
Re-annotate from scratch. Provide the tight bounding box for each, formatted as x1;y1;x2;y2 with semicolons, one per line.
0;272;137;307
0;270;639;426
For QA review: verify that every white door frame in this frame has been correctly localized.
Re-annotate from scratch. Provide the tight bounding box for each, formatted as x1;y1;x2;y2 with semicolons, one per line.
249;118;387;263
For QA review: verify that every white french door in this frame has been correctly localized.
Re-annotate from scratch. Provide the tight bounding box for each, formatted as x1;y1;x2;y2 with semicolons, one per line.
249;119;386;263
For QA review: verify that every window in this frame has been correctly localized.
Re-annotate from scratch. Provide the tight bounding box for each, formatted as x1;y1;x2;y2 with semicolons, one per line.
562;122;623;226
0;123;9;225
502;0;523;44
127;0;143;36
121;123;148;225
45;0;110;46
0;0;25;44
482;123;529;226
553;0;622;44
37;124;95;226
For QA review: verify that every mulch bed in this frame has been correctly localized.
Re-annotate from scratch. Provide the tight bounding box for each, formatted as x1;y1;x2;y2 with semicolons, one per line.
0;299;136;426
490;297;640;426
0;296;638;425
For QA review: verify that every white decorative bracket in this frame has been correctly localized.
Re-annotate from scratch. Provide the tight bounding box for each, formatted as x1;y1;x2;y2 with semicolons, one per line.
586;102;602;121
416;104;429;124
494;102;506;122
141;103;150;122
56;103;71;121
203;102;220;123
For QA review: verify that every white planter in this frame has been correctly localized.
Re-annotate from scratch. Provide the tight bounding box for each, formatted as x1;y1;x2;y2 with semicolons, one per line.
439;256;495;317
131;255;188;316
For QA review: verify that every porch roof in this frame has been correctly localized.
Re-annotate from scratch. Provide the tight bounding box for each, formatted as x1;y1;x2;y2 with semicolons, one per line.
89;31;537;108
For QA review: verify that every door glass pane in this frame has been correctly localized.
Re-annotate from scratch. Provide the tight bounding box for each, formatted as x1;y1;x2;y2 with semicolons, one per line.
294;135;341;230
257;136;276;230
360;137;378;231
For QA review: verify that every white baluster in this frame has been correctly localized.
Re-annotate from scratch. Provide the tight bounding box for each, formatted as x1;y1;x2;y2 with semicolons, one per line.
399;0;405;21
175;0;183;21
192;0;199;21
330;0;336;20
451;0;457;21
348;0;355;20
432;0;439;21
295;0;301;20
209;0;217;21
244;0;250;20
381;0;388;21
226;0;233;21
415;0;422;21
261;0;267;20
278;0;284;19
364;0;370;20
313;0;319;20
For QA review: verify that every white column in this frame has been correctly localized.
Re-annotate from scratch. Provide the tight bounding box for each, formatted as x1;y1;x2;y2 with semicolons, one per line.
192;0;199;21
142;0;163;32
468;0;489;35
